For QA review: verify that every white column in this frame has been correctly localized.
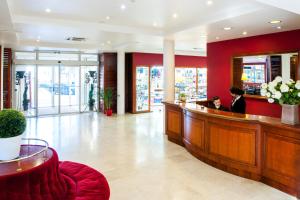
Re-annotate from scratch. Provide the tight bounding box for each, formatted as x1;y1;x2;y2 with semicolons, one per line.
0;45;4;110
163;39;175;101
117;50;125;115
282;54;291;82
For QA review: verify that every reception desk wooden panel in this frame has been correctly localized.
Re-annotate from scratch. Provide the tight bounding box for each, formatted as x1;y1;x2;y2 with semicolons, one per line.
164;102;300;198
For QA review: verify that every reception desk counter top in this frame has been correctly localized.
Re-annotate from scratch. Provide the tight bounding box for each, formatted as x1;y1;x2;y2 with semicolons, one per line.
163;101;300;198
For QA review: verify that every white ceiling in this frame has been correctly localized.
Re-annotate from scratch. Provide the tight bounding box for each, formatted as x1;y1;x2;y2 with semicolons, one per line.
0;0;299;55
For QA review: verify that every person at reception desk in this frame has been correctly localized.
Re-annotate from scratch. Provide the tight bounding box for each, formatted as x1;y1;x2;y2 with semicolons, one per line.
230;87;246;114
209;96;229;111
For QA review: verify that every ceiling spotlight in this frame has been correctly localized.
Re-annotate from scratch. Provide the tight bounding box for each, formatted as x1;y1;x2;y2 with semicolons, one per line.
207;0;213;5
36;39;40;42
242;31;247;35
223;27;232;31
121;4;126;10
277;26;282;29
269;20;282;24
107;41;111;44
153;22;157;27
106;16;110;20
45;8;51;13
216;36;220;40
172;13;178;18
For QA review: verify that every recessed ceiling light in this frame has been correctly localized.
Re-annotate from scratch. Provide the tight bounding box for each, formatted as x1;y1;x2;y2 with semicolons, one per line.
153;22;157;27
216;36;220;40
106;16;110;20
107;41;111;44
121;4;126;10
277;26;282;29
242;31;247;35
172;13;178;18
223;27;232;31
36;39;40;42
45;8;51;13
269;20;282;24
207;1;213;5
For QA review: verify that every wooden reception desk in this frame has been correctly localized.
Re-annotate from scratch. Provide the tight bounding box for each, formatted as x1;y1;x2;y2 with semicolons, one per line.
163;101;300;198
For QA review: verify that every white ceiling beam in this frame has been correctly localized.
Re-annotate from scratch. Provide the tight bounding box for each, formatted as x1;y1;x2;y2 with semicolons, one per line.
255;0;300;14
12;15;164;36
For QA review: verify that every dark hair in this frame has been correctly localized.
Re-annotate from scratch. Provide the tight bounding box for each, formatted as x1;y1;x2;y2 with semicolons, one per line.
212;96;220;101
230;87;245;95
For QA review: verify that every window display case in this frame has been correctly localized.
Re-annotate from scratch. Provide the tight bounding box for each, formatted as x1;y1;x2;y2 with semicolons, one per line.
150;67;164;107
175;68;197;100
136;66;150;112
198;68;207;99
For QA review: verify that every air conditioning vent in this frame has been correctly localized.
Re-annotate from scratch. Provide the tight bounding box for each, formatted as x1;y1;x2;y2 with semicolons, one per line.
66;37;86;42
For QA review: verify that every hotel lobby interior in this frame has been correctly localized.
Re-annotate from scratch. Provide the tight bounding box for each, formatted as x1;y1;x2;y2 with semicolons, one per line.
0;0;300;199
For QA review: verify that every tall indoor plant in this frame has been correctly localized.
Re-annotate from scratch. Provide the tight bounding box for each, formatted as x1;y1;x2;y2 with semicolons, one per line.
88;84;95;111
104;88;113;116
0;109;26;160
261;76;300;125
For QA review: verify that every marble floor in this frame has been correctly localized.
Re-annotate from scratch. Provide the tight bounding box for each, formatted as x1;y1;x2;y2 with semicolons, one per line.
24;111;295;200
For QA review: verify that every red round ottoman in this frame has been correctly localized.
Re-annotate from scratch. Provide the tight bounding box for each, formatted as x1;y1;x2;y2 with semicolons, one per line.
0;146;110;200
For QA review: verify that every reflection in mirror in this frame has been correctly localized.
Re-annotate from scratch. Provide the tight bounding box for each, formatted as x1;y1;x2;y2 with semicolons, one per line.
232;52;299;96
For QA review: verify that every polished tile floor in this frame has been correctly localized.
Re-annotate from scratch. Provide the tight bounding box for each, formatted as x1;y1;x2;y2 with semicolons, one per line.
25;111;295;200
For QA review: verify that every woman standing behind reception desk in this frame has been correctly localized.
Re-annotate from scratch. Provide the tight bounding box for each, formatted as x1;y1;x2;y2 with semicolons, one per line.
230;87;246;114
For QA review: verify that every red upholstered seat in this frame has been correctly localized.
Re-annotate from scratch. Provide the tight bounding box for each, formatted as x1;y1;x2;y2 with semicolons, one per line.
0;147;110;200
60;161;110;200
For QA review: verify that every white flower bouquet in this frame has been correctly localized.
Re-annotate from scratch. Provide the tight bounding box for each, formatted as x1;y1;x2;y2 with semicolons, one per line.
260;76;300;105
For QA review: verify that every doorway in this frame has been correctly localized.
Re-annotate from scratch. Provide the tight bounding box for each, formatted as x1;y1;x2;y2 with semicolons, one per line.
14;65;98;116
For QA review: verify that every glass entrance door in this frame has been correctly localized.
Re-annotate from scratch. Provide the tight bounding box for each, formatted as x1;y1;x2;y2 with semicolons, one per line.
60;66;80;113
37;66;59;115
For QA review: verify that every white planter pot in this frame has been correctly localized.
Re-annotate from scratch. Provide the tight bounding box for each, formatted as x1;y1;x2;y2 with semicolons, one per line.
0;134;23;160
281;104;299;125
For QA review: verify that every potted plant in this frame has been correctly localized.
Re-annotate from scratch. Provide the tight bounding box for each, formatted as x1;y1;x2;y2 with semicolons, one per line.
23;83;29;111
179;93;187;102
104;88;113;116
88;84;95;111
0;109;26;160
261;76;300;125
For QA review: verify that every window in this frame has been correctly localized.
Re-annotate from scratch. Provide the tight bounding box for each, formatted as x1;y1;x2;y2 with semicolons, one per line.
39;52;79;61
243;64;266;84
15;52;36;60
81;54;98;61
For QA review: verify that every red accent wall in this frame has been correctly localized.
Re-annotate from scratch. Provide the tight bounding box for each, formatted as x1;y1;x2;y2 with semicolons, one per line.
207;29;300;118
132;52;207;67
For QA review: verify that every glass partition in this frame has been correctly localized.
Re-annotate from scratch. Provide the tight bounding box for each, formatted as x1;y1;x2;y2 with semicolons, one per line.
81;66;98;112
15;65;36;117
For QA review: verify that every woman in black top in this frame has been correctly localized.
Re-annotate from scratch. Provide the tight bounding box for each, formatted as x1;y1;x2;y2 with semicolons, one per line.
230;87;246;114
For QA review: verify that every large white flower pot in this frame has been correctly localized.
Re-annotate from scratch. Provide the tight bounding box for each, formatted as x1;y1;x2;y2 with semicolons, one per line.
0;134;23;160
281;104;299;125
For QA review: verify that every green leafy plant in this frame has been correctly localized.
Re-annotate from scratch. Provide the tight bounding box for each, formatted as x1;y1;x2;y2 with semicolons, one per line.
0;109;26;138
23;83;29;111
179;93;186;98
88;84;95;110
104;88;113;110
